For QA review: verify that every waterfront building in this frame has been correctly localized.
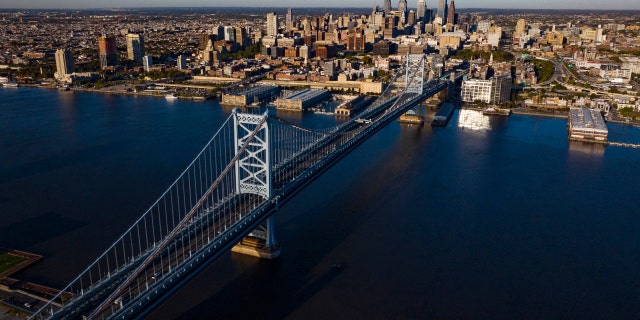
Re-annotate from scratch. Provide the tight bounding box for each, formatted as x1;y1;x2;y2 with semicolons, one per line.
266;12;278;37
97;35;117;69
461;75;512;105
275;89;331;111
568;107;608;141
126;34;144;62
221;85;280;106
54;49;74;78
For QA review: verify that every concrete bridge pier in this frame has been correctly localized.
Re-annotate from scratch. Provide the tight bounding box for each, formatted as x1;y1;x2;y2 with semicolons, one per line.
232;216;281;259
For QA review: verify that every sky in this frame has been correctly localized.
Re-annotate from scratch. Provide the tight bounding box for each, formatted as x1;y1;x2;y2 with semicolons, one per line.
0;0;638;10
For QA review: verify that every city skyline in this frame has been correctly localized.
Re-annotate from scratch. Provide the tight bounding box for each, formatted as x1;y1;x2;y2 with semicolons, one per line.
0;0;639;10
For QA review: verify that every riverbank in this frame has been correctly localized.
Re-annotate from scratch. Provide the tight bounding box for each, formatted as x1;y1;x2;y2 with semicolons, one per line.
20;83;211;101
0;249;69;320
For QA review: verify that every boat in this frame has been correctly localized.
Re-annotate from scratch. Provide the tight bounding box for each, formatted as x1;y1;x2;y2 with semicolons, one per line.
165;93;178;100
2;81;19;88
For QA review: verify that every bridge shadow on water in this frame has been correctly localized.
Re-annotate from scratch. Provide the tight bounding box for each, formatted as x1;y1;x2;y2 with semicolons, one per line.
149;123;435;319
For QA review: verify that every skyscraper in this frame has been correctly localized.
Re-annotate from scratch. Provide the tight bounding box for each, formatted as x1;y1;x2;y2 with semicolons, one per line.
398;0;407;23
398;0;407;14
142;55;152;72
224;26;236;41
438;0;447;24
55;49;74;76
177;55;187;70
126;34;144;62
383;0;392;14
447;0;456;25
266;12;278;37
286;8;293;30
97;35;117;69
515;19;526;36
416;0;427;22
408;10;416;26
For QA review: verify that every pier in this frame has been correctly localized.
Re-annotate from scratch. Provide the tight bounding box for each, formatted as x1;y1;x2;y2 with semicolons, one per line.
0;249;72;318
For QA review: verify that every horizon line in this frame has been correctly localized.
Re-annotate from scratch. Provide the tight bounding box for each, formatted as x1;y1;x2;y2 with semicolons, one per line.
1;6;640;11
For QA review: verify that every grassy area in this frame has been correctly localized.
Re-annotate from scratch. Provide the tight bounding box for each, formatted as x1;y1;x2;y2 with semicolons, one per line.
0;253;26;274
530;59;555;83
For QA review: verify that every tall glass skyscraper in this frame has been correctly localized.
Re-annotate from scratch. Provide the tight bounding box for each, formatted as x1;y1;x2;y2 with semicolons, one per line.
438;0;448;24
416;0;426;22
383;0;392;14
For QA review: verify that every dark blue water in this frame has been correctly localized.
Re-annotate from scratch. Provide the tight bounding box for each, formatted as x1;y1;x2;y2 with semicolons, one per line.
2;88;640;319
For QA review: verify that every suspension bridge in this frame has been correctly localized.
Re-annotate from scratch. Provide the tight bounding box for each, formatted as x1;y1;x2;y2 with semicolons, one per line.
31;55;467;320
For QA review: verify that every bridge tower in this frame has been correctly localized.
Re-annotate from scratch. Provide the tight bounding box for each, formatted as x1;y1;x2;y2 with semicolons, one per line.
231;109;281;259
399;53;426;124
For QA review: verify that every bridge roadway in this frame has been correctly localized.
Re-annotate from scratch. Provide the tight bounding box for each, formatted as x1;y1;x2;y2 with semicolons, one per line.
42;67;465;320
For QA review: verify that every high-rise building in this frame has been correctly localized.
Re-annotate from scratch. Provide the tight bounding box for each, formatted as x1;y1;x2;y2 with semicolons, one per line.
142;55;152;72
54;49;74;76
234;27;248;48
461;75;512;104
97;35;117;69
286;8;293;30
177;55;187;70
416;0;427;22
438;0;447;24
126;34;144;62
447;0;456;25
266;12;278;37
515;19;526;36
398;0;407;15
596;25;604;42
384;0;392;14
407;10;416;26
224;26;236;41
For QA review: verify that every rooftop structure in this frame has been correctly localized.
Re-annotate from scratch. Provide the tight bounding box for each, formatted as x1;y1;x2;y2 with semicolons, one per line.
568;107;608;142
221;85;280;106
275;89;331;111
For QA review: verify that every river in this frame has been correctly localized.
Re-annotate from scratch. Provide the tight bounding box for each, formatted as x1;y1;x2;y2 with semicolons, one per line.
2;87;640;319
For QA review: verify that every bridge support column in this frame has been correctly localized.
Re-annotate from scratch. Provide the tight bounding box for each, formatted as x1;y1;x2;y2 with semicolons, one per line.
231;216;281;259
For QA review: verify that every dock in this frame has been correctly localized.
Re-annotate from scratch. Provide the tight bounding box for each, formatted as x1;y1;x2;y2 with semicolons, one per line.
431;103;455;126
608;141;640;148
0;248;73;317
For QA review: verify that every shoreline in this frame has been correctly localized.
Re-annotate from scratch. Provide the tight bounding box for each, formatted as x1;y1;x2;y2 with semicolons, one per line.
11;86;640;127
20;83;210;101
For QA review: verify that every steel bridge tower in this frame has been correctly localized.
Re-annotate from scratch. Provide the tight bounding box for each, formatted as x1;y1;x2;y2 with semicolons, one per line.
399;53;427;124
231;109;280;259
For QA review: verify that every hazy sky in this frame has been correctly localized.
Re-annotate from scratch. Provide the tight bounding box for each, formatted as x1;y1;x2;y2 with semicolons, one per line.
0;0;638;10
